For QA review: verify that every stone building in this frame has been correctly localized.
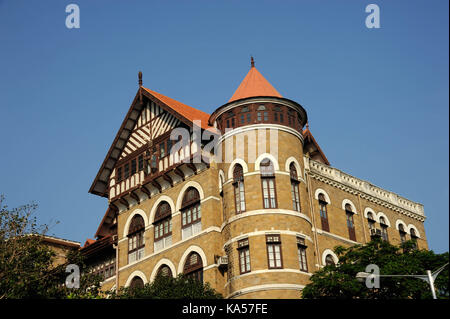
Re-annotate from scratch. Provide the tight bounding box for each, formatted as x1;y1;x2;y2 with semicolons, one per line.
83;59;427;298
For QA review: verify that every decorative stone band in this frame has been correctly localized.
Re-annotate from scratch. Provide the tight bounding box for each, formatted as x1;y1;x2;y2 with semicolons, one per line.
306;159;425;221
226;283;306;299
225;269;313;288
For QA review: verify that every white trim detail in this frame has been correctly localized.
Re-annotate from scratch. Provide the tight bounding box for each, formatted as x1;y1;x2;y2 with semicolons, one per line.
124;270;148;287
118;226;220;273
376;212;391;227
177;245;208;274
342;199;358;214
407;224;421;238
223;229;314;248
221;209;312;231
227;283;305;299
149;195;175;224
218;169;225;192
217;123;304;146
227;158;248;180
226;269;312;287
175;181;205;212
364;207;376;219
254;153;280;172
395;219;407;231
149;258;177;281
123;209;148;236
314;188;331;204
322;249;339;266
285;156;303;179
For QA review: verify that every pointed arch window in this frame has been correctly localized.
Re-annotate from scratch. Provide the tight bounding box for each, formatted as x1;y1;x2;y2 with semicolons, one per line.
128;215;145;264
367;212;376;230
260;159;277;209
233;164;246;214
345;204;356;241
129;276;144;290
318;193;330;232
410;228;418;249
290;163;301;212
325;254;336;266
398;224;407;244
379;217;389;242
181;187;202;239
154;202;172;251
183;252;203;282
156;265;173;278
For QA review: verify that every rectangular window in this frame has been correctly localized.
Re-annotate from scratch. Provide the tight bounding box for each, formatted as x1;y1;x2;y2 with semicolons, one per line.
262;178;277;208
291;181;300;212
319;201;329;232
246;113;251;123
124;163;130;179
131;159;137;175
238;239;251;274
274;112;278;122
160;142;166;158
263;112;268;121
266;235;282;269
138;155;144;171
240;114;245;124
297;237;308;272
257;112;262;122
234;181;246;213
167;140;172;156
279;113;284;123
117;167;122;182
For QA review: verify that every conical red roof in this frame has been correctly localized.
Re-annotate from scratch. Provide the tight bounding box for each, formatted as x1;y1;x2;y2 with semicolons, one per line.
229;62;282;102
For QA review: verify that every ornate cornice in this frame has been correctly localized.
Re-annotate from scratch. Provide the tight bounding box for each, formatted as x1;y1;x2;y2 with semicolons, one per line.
306;159;426;222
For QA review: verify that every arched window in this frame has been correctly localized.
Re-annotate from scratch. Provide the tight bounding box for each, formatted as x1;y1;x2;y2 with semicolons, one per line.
129;276;144;290
260;159;277;209
379;217;389;242
290;163;301;212
410;228;418;249
233;164;246;214
398;224;407;244
257;105;268;122
183;252;203;282
154;202;172;251
156;265;173;278
345;204;356;241
128;215;145;264
367;212;375;230
181;187;202;239
325;254;336;266
318;194;330;232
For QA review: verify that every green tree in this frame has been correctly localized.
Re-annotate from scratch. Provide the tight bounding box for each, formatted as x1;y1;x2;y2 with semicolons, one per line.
0;195;102;299
111;274;223;299
302;238;449;299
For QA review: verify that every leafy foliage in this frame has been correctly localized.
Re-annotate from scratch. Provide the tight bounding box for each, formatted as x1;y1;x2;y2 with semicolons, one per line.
302;238;449;299
0;195;102;299
111;274;223;299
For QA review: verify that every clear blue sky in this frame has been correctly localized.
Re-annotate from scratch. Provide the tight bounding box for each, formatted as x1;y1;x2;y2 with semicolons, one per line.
0;1;448;253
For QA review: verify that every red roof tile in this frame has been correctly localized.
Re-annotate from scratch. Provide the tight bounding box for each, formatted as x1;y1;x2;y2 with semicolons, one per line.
142;87;211;129
229;65;282;102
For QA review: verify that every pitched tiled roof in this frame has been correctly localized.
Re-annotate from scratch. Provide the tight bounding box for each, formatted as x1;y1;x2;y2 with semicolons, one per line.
142;87;211;129
229;65;282;102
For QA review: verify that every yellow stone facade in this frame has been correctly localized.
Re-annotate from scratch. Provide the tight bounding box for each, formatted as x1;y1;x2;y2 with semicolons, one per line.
89;65;428;298
98;122;427;298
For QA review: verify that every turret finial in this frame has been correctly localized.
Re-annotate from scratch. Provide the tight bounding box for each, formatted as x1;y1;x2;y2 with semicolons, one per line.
251;56;255;68
138;71;143;87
